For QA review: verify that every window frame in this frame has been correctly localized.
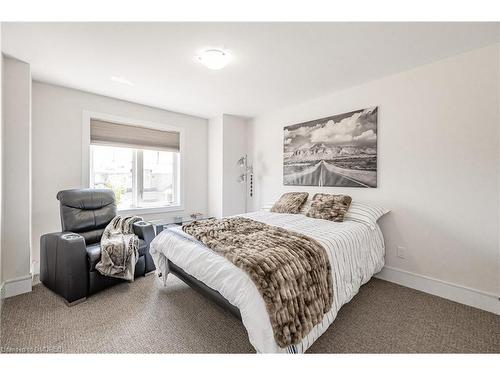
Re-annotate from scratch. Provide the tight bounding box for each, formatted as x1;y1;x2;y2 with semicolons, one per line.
82;111;184;215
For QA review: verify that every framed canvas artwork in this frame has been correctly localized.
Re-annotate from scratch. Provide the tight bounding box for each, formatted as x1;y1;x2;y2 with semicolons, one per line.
283;107;377;187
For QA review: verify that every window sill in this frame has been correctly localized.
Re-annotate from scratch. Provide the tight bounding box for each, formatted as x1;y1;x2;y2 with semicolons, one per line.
118;205;184;216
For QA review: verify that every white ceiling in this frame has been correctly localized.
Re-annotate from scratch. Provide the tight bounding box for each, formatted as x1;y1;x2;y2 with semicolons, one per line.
2;22;499;118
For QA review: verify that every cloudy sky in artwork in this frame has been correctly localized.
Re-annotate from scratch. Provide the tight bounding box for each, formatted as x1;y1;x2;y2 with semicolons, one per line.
284;107;377;152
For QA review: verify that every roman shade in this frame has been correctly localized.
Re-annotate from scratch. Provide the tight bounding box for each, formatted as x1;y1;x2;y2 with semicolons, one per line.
90;119;180;152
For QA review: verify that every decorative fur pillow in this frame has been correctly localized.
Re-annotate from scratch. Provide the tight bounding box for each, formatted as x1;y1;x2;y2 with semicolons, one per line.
306;193;352;222
271;192;309;214
299;198;312;215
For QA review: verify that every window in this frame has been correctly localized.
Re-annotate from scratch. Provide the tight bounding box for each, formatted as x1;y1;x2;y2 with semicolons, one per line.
89;118;181;211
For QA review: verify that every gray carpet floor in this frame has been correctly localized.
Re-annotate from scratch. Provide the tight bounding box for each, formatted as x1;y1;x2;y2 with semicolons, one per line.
1;274;499;353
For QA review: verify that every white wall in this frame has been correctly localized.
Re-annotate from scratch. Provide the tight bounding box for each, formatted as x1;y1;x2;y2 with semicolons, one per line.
248;44;500;297
31;82;208;270
208;116;223;218
1;57;32;288
0;25;3;303
221;114;247;216
207;114;247;218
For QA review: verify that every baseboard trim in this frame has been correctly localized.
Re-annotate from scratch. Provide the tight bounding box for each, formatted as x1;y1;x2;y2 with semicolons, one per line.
4;274;32;298
375;266;499;315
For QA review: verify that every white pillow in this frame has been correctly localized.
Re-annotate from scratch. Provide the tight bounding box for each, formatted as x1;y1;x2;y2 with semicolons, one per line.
343;201;389;228
260;203;274;212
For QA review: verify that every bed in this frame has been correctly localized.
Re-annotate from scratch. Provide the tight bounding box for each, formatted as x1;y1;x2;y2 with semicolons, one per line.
150;209;386;353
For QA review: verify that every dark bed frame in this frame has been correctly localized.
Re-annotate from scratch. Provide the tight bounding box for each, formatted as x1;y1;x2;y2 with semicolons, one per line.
168;260;242;320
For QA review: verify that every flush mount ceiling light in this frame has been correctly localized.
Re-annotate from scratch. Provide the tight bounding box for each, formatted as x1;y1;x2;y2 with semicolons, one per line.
197;49;231;70
110;75;134;86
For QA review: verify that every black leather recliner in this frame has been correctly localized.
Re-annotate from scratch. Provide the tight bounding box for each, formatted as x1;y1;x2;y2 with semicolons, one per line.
40;188;156;305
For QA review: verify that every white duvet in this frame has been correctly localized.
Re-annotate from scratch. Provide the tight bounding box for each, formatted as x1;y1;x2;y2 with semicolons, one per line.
149;211;385;353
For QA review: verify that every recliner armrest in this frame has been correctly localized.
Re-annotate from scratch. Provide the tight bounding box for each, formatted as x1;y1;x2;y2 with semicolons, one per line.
133;221;155;246
133;221;156;273
40;232;88;303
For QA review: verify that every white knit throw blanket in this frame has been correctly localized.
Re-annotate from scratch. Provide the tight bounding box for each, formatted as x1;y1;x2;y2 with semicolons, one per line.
96;216;142;281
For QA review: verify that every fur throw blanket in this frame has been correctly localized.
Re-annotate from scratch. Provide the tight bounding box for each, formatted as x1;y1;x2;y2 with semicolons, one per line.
182;217;333;348
96;216;142;281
